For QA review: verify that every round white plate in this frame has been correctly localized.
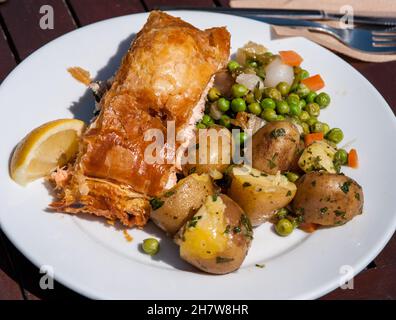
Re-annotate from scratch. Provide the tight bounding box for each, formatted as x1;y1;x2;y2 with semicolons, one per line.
1;11;396;300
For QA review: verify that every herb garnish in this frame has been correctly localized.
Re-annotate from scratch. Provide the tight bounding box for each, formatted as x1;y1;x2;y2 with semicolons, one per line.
216;256;234;264
340;181;351;194
270;128;286;139
188;215;202;228
150;198;164;210
164;190;176;197
255;264;265;268
286;190;292;197
242;182;252;188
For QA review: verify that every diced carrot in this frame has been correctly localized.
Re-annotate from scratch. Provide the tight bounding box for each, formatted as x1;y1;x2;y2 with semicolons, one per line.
301;74;325;91
304;132;324;147
348;148;359;168
279;50;303;67
299;223;318;233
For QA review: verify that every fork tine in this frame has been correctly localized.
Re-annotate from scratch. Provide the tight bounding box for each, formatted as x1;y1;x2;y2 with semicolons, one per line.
372;36;396;42
372;31;396;36
370;42;396;53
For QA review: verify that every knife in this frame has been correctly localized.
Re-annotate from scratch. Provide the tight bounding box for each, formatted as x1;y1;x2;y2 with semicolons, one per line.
159;7;396;27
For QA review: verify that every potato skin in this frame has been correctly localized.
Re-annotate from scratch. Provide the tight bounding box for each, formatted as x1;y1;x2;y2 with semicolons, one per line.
150;174;215;235
227;166;296;226
291;172;364;226
252;121;301;175
175;195;252;274
182;125;233;177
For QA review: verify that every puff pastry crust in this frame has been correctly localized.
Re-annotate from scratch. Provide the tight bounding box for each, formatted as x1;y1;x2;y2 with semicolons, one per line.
51;11;230;227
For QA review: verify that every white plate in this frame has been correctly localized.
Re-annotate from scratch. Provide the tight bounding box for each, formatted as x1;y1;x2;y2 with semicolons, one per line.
1;11;396;300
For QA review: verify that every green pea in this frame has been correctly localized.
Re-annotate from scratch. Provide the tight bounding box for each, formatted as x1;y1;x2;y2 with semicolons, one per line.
208;87;221;102
276;115;285;121
219;114;231;128
299;69;310;80
227;60;240;72
238;132;247;144
277;208;289;219
247;60;258;68
305;102;320;117
231;98;246;112
289;103;302;116
261;108;278;122
287;93;300;105
306;117;318;126
217;97;230;112
202;114;214;126
326;128;344;144
196;122;206;129
298;99;306;110
334;149;348;165
277;82;290;96
264;87;282;101
305;91;317;103
315;92;331;109
296;83;310;97
276;100;290;115
322;123;330;136
286;172;300;183
248;102;262;115
275;218;294;236
261;98;276;110
299;110;310;122
142;238;160;255
301;122;310;134
231;84;249;98
245;92;256;104
310;121;326;133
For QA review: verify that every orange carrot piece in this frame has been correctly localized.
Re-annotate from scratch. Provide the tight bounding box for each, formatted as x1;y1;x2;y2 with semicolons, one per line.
279;50;303;66
348;148;359;168
304;132;324;147
299;223;318;233
301;74;325;91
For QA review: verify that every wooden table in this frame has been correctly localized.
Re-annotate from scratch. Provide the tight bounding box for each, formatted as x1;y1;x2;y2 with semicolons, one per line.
0;0;395;300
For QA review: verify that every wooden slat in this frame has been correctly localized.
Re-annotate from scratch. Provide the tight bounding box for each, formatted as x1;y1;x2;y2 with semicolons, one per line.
67;0;145;26
0;0;76;60
0;25;16;82
0;231;24;300
144;0;216;10
374;234;396;268
322;264;396;299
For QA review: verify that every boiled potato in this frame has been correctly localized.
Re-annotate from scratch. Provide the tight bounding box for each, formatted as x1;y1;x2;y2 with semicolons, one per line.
252;121;301;175
175;194;252;274
150;173;215;235
227;165;297;226
291;172;364;226
298;140;337;173
182;125;233;178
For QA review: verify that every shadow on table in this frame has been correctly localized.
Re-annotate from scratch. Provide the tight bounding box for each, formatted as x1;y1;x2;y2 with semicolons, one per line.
68;32;136;123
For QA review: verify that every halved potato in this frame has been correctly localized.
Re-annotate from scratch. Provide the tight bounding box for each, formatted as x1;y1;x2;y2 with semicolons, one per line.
227;165;297;226
175;194;252;274
182;125;233;178
150;173;215;235
298;140;337;173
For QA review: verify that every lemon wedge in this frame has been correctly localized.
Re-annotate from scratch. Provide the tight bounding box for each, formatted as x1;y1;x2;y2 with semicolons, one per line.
10;119;85;186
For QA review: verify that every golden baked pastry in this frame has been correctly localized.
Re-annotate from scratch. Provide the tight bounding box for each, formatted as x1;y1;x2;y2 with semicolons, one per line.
51;11;230;227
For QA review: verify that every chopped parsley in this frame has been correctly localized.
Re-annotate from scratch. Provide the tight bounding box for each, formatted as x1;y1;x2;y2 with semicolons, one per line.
188;215;202;228
334;210;346;218
150;198;164;210
270;128;286;139
340;181;352;194
224;225;231;234
355;192;361;201
241;214;253;239
320;207;328;214
216;256;234;264
242;182;252;188
212;194;218;201
267;153;278;169
286;190;292;197
233;226;241;234
255;264;266;268
164;190;176;197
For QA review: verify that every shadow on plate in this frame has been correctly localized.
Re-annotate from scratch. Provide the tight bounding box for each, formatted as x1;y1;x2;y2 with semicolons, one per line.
69;32;136;122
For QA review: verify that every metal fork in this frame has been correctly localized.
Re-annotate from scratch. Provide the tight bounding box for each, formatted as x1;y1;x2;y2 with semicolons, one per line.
247;16;396;54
